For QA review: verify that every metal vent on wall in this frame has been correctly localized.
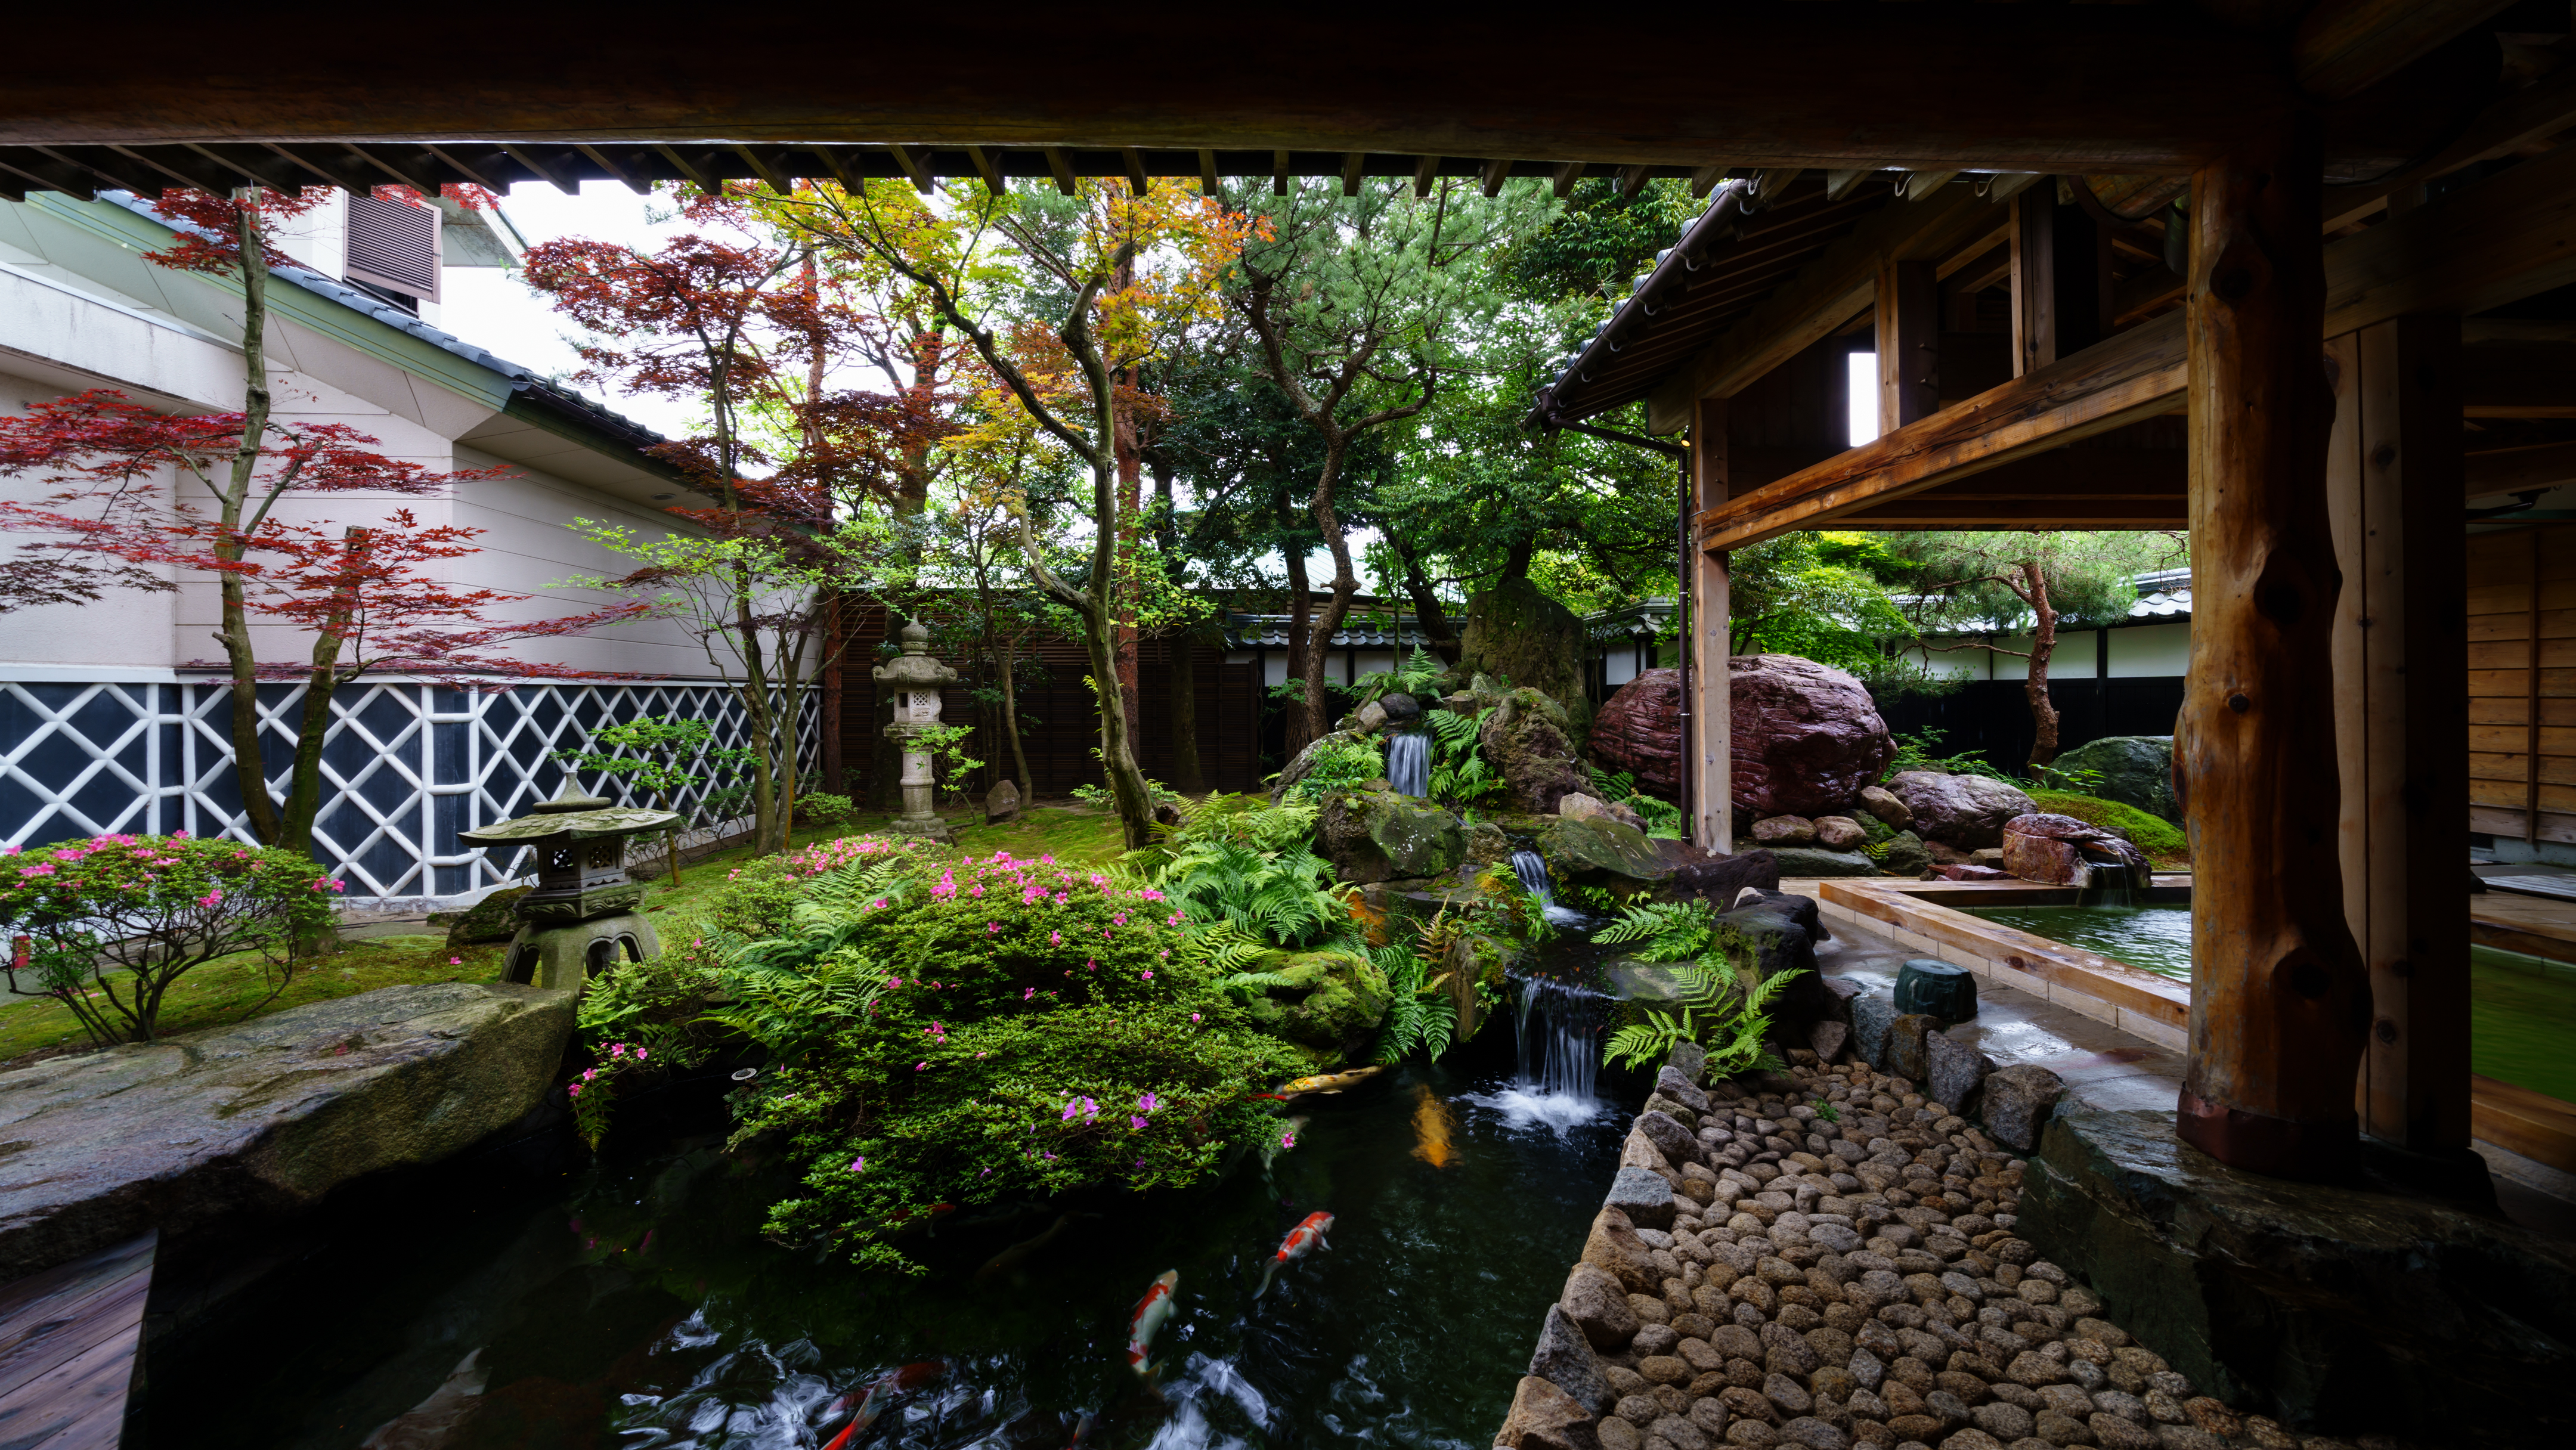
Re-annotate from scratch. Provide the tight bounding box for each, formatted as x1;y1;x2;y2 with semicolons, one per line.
343;193;441;302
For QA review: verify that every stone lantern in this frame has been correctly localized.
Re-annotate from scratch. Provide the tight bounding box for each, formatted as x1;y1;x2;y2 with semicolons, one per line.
458;783;683;990
872;618;959;842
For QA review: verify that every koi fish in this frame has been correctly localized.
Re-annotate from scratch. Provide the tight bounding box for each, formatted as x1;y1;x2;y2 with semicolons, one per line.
976;1213;1070;1284
821;1361;946;1450
1255;1210;1335;1297
1126;1269;1180;1378
1409;1084;1459;1169
1275;1065;1384;1098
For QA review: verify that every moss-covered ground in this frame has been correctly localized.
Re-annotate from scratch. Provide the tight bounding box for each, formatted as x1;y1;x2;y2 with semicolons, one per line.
0;803;1139;1070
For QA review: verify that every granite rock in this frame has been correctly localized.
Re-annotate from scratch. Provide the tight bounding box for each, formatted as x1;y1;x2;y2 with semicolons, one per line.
1591;669;1686;801
1977;1066;2065;1153
1532;1304;1618;1414
1885;773;2036;851
1728;655;1896;820
1498;1374;1604;1450
1924;1031;1995;1116
1608;1166;1683;1230
1564;1263;1644;1350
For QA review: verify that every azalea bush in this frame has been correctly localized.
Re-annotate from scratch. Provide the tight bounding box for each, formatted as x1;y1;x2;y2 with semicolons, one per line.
717;849;1303;1272
0;832;341;1045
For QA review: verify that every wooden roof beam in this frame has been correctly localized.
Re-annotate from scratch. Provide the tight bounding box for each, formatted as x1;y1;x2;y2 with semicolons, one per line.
1204;149;1224;194
1342;151;1365;196
1690;164;1733;200
2467;439;2576;498
1122;147;1151;195
1696;310;2187;551
2326;141;2576;336
575;143;648;195
504;143;585;194
1481;158;1513;198
888;144;936;193
651;144;713;193
1552;162;1585;199
1044;147;1077;196
2294;0;2519;101
2326;61;2576;228
966;145;1007;193
1416;155;1439;199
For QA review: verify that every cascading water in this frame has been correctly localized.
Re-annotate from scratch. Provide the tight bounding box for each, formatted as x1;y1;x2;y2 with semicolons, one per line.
2077;853;2141;907
1511;976;1606;1102
1385;730;1429;798
1510;849;1588;927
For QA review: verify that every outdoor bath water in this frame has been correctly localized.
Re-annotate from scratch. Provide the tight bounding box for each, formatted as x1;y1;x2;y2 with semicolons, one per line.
1965;902;2576;1104
134;1039;1621;1449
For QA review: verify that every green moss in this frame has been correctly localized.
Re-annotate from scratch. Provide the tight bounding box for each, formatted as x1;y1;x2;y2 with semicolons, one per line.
1238;948;1392;1061
2027;789;2190;865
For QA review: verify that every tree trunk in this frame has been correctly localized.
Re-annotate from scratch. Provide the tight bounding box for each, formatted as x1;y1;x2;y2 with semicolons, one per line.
1169;630;1204;794
2021;560;2063;769
1299;445;1360;746
1394;538;1459;665
1114;367;1143;749
1082;594;1157;849
218;194;283;847
1282;539;1314;754
999;637;1033;798
819;588;846;795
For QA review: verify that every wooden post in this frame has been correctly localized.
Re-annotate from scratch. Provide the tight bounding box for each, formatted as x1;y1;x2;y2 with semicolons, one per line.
2011;189;2109;377
1692;395;1733;852
2179;121;2373;1180
1877;259;1939;429
2326;313;2473;1165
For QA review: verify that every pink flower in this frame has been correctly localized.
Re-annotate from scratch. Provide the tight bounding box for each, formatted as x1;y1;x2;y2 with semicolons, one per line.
1023;987;1036;1000
1062;1099;1079;1120
916;1062;930;1071
850;1156;865;1173
1138;1092;1157;1111
987;921;1001;933
636;1048;647;1060
1141;970;1154;981
1131;1116;1148;1129
1281;1132;1298;1149
1049;930;1062;946
609;1044;626;1058
1190;1012;1202;1023
449;957;462;965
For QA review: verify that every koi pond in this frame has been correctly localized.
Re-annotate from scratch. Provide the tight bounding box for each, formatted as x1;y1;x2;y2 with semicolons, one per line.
132;1024;1620;1450
1964;903;2576;1104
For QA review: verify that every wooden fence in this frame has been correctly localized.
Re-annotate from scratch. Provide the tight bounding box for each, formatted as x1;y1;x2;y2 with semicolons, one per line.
2468;525;2576;844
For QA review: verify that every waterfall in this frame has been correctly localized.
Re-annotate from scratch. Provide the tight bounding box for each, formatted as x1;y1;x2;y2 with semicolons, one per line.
1385;731;1429;798
1511;850;1589;927
1512;976;1606;1101
2078;855;2141;908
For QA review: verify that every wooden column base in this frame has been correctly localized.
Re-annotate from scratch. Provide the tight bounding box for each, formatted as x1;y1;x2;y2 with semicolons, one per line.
2176;1088;2355;1181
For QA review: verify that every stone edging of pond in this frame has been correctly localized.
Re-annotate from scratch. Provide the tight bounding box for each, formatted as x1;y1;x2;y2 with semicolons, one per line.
1491;1046;2401;1450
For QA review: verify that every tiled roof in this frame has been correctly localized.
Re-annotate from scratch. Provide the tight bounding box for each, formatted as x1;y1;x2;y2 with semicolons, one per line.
1225;614;1434;650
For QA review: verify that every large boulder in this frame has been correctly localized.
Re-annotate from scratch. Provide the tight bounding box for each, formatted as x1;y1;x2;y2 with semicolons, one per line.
1709;902;1834;1030
442;885;530;952
1481;687;1590;814
0;982;574;1279
1885;770;2036;850
1318;788;1466;884
2046;735;2179;823
1658;851;1782;906
1763;846;1880;878
1728;654;1896;819
1999;811;2148;886
1460;575;1590;715
1270;728;1368;804
1589;667;1683;802
1539;814;1668;895
1236;949;1393;1062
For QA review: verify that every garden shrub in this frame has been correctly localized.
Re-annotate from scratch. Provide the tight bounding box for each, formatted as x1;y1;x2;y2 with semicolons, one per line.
0;832;340;1045
688;848;1304;1272
1280;735;1386;803
795;792;855;829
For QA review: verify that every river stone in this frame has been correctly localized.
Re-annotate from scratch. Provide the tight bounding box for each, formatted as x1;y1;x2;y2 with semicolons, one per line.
1878;831;1933;878
1667;1040;1710;1085
1732;888;1828;943
1592;669;1686;801
1234;948;1393;1059
2044;736;2178;823
1809;1020;1850;1064
983;776;1022;822
1729;655;1896;819
1813;816;1867;850
1885;773;2036;851
1883;1014;1937;1083
1925;1031;1995;1116
1658;1066;1713;1113
1761;847;1881;878
1640;1112;1705;1168
1532;1304;1618;1414
1543;814;1672;894
0;982;574;1278
1979;1066;2066;1152
1852;994;1897;1070
1565;1263;1643;1350
1752;815;1818;845
1857;785;1913;829
1498;1374;1604;1450
1609;1167;1682;1230
2087;1412;2155;1450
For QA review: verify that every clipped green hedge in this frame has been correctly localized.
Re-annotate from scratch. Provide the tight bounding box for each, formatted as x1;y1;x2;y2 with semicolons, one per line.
2027;789;2190;864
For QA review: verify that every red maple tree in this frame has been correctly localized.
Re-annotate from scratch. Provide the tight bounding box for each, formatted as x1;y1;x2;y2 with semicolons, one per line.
0;391;648;855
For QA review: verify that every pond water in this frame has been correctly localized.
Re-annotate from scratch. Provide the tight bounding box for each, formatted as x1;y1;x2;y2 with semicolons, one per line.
1962;903;2576;1104
134;1023;1622;1450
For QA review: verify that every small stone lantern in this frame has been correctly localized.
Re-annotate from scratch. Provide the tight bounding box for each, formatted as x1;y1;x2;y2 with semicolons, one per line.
458;784;683;991
872;618;959;843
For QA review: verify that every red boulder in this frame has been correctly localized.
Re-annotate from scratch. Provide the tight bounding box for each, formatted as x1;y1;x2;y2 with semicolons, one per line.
1728;654;1895;819
1590;667;1683;802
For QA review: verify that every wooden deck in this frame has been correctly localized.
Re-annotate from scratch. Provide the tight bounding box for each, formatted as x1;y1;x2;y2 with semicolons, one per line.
0;1232;154;1450
2470;884;2576;966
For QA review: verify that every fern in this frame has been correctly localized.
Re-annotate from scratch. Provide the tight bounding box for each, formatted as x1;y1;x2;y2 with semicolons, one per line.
1592;898;1719;962
692;853;919;1059
1371;938;1455;1064
1138;796;1356;952
1425;707;1506;808
1602;958;1805;1077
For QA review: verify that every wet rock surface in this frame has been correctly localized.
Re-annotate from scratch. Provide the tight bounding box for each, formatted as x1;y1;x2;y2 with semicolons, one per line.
1728;655;1896;819
1502;1047;2463;1450
1592;667;1685;803
1885;772;2037;851
2045;735;2178;823
0;982;574;1279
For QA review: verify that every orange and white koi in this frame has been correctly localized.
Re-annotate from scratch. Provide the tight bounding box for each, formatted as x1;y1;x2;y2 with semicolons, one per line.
1125;1269;1180;1378
1255;1210;1334;1297
820;1361;946;1450
1275;1066;1383;1099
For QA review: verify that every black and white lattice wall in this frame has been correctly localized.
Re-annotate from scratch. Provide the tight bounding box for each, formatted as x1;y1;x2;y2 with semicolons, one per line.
0;677;819;904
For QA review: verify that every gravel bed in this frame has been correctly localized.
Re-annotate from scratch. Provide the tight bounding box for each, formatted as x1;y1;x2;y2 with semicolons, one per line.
1497;1058;2409;1450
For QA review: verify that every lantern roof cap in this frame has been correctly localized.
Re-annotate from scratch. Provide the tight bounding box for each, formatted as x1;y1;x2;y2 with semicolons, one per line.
457;783;682;844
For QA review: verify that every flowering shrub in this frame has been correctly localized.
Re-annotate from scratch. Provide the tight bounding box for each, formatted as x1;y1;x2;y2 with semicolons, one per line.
716;850;1303;1272
0;833;340;1045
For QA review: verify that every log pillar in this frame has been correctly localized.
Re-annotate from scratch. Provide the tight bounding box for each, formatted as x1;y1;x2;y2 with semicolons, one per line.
1877;259;1939;430
2326;314;2475;1171
2178;120;2373;1179
1691;395;1733;852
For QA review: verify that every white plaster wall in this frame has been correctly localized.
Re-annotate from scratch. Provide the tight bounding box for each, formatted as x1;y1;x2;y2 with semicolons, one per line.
2108;622;2191;677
